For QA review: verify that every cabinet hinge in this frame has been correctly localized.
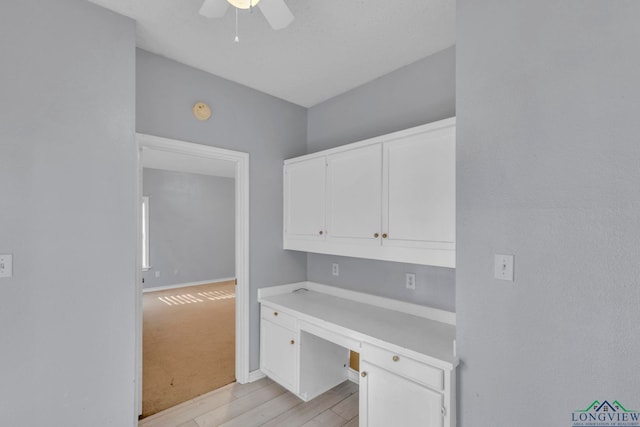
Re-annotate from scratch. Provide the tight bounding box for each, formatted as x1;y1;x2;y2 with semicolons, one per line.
441;406;446;417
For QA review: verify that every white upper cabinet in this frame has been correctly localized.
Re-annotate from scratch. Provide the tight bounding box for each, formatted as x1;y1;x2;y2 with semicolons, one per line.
284;156;326;242
326;144;382;245
383;125;455;251
283;117;456;267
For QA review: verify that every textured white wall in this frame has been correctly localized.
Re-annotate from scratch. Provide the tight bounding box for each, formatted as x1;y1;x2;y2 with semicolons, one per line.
0;0;136;425
457;1;640;425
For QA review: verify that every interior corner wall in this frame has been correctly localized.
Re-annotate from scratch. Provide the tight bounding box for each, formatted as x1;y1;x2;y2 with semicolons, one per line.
456;1;640;425
0;0;136;426
136;49;308;371
142;169;235;289
305;46;456;311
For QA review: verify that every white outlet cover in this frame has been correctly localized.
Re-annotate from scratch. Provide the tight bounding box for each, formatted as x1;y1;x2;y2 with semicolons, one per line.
0;254;13;278
332;263;339;276
494;254;514;281
405;273;416;290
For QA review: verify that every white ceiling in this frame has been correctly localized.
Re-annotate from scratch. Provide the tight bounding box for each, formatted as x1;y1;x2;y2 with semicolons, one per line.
87;0;455;107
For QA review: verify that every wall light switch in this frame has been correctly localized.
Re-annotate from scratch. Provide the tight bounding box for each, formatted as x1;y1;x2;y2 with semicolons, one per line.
0;254;13;278
494;254;514;281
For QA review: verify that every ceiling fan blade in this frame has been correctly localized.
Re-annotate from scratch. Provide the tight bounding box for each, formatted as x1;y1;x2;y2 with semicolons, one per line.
258;0;294;30
199;0;229;18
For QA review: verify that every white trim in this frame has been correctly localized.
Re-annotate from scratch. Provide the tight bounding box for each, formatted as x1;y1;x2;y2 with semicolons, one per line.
138;133;250;164
347;368;360;384
259;281;456;325
135;134;251;418
134;146;143;419
284;117;456;163
142;278;236;294
283;241;455;268
247;369;267;383
234;147;251;384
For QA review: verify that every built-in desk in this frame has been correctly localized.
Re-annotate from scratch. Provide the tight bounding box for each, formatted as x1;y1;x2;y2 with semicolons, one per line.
258;282;458;427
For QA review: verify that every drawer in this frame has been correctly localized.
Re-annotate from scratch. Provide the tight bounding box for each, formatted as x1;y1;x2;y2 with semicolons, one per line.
261;305;297;330
362;343;443;391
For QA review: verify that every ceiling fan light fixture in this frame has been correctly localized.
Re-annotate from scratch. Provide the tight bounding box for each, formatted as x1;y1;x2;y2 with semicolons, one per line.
227;0;260;10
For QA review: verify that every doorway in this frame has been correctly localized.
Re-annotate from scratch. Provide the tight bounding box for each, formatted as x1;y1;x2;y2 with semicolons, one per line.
134;133;250;417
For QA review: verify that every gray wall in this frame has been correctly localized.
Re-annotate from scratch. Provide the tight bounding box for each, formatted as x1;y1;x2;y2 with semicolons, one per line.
308;46;456;152
142;169;235;289
306;46;456;310
0;0;136;425
456;1;640;425
136;49;308;370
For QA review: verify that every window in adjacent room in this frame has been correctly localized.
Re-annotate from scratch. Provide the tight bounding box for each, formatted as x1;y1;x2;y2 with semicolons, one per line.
142;196;150;270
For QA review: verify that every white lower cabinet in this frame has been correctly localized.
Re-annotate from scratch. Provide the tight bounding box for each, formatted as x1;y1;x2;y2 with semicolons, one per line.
259;307;298;394
360;361;443;427
259;286;457;427
360;344;450;427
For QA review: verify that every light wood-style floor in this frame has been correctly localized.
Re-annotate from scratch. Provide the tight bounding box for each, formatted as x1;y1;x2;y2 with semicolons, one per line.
139;377;359;427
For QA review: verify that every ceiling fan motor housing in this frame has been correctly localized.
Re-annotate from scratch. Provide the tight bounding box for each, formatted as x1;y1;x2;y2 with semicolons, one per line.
227;0;260;10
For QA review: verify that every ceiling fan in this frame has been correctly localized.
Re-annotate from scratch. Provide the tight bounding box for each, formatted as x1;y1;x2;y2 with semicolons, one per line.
199;0;294;30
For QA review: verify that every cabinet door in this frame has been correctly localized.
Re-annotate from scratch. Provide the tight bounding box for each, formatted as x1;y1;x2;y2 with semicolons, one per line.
383;125;455;250
284;157;326;242
360;361;443;427
326;144;382;245
260;319;297;393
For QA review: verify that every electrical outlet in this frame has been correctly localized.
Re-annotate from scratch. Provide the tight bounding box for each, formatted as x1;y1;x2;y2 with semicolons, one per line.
405;273;416;290
494;254;514;281
332;263;339;276
155;271;161;278
0;254;13;278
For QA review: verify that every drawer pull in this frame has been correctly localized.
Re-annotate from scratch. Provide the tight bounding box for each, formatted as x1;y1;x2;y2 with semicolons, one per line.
361;371;367;378
274;312;278;316
382;233;388;239
319;230;324;235
374;233;379;238
392;355;399;362
290;340;295;345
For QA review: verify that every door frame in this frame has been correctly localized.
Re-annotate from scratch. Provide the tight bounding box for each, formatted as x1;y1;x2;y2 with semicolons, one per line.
134;133;251;416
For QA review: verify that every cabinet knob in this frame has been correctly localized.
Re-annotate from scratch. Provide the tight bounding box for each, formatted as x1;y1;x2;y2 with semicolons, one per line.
374;233;379;238
273;312;278;316
361;371;367;378
382;233;388;239
319;230;324;235
290;340;295;345
392;355;399;362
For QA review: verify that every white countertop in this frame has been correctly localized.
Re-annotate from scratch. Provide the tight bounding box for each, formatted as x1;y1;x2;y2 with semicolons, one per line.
260;286;457;368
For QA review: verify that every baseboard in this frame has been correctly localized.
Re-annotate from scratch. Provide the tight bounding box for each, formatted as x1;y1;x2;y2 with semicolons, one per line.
247;369;266;383
143;277;235;293
347;368;360;385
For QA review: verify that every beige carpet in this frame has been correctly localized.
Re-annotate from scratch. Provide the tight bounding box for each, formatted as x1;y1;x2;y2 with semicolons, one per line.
142;281;236;418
